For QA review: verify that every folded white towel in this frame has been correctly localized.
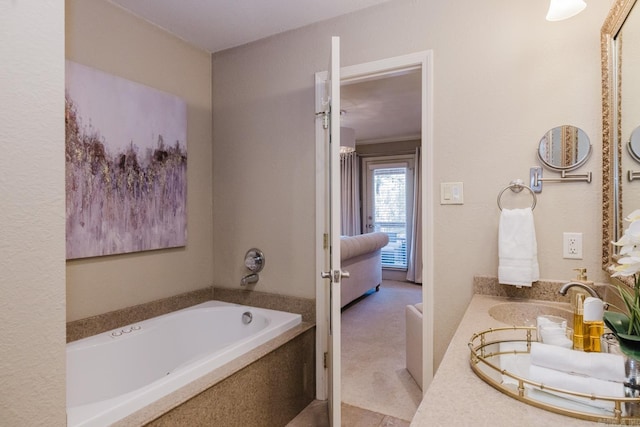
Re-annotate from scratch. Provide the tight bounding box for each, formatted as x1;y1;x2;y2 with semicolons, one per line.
530;342;626;383
499;342;530;386
528;388;615;415
498;207;539;287
529;365;624;411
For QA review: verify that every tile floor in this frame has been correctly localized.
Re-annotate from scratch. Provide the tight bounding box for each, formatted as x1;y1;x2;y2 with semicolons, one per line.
341;281;422;420
287;400;410;427
287;280;419;427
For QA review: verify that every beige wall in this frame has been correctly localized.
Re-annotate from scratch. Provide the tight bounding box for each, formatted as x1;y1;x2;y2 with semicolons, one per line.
0;2;66;424
212;0;614;368
65;0;213;321
1;2;616;419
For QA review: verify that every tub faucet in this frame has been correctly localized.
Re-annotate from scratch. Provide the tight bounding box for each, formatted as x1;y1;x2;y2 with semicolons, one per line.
241;273;259;286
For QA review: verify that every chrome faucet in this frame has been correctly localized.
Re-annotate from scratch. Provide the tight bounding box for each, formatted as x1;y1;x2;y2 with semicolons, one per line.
241;273;259;286
558;281;601;298
558;281;609;309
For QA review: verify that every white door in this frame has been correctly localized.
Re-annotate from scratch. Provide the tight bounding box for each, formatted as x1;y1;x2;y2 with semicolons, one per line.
328;36;343;427
319;36;343;427
317;48;434;423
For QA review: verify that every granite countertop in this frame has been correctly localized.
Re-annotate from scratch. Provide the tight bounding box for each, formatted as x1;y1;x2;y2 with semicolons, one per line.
410;294;606;426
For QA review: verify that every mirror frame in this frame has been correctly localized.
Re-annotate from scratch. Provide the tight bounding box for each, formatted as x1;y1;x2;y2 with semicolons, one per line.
602;0;637;274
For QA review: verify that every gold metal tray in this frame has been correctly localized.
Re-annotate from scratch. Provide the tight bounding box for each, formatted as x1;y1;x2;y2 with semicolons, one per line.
469;326;640;424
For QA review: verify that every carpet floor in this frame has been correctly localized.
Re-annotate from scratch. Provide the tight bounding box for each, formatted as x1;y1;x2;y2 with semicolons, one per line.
341;280;423;421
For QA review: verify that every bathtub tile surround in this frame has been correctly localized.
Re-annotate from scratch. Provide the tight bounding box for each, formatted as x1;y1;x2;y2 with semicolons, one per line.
67;286;315;342
66;287;213;342
110;322;314;425
66;286;316;425
214;286;315;323
68;301;304;426
145;327;315;427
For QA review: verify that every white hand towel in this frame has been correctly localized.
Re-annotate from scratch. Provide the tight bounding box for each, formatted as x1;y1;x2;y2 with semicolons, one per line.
499;342;530;386
529;365;624;411
530;342;626;382
498;207;539;287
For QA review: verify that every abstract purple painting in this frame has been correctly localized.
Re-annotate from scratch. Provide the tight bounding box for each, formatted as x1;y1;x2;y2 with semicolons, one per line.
65;61;187;259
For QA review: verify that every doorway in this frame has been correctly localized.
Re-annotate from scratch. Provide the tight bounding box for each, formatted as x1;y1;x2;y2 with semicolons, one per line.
314;50;434;420
340;76;420;421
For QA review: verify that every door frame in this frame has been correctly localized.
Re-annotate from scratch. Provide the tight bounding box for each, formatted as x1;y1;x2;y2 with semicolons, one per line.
315;50;434;400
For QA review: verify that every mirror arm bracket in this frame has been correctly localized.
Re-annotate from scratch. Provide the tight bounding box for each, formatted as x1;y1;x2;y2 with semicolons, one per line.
529;166;592;193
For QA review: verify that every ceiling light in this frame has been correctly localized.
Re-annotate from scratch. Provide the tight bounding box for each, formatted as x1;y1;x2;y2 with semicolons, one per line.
546;0;587;21
340;127;356;154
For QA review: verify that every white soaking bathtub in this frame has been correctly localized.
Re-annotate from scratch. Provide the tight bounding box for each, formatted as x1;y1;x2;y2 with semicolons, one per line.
66;300;302;427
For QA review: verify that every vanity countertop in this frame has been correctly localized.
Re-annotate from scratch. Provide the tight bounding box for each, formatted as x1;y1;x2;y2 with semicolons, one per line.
410;294;607;426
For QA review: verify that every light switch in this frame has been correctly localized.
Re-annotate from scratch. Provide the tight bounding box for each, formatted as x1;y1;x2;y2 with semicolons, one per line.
440;182;464;205
443;185;452;200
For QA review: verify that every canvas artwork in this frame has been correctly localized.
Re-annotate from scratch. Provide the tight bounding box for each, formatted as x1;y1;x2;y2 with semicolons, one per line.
65;61;187;259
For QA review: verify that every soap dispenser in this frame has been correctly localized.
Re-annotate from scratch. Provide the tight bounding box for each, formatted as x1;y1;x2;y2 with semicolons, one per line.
583;297;605;352
573;292;587;351
574;268;594;287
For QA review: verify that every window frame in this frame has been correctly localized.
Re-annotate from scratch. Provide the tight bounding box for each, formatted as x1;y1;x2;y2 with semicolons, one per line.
361;154;415;270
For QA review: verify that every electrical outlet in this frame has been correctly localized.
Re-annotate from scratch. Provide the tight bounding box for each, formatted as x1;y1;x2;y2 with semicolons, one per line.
563;232;583;259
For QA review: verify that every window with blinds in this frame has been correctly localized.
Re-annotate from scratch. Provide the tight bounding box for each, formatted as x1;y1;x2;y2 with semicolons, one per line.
373;167;408;269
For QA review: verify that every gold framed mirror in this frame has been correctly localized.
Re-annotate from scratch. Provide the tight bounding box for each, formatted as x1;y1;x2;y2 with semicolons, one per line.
602;0;638;276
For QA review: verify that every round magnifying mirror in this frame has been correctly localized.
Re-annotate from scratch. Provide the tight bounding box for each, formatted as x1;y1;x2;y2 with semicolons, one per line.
537;125;592;171
627;126;640;163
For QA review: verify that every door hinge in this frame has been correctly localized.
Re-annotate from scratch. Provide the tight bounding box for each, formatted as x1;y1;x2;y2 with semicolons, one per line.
324;352;328;368
315;111;329;129
323;233;329;249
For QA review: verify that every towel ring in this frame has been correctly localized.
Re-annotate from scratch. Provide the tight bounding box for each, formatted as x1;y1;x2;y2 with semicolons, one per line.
497;180;537;211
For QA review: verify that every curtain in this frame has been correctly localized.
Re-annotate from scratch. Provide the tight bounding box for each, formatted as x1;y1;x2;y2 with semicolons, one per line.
406;147;422;283
340;152;360;236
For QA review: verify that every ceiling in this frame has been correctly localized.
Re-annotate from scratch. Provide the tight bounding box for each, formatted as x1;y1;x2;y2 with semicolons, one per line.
109;0;421;144
109;0;394;53
341;70;421;144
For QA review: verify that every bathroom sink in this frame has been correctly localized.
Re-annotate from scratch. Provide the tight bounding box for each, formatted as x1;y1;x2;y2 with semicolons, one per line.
488;301;573;328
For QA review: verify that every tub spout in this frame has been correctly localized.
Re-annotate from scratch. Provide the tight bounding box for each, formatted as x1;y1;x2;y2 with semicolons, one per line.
241;273;259;286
